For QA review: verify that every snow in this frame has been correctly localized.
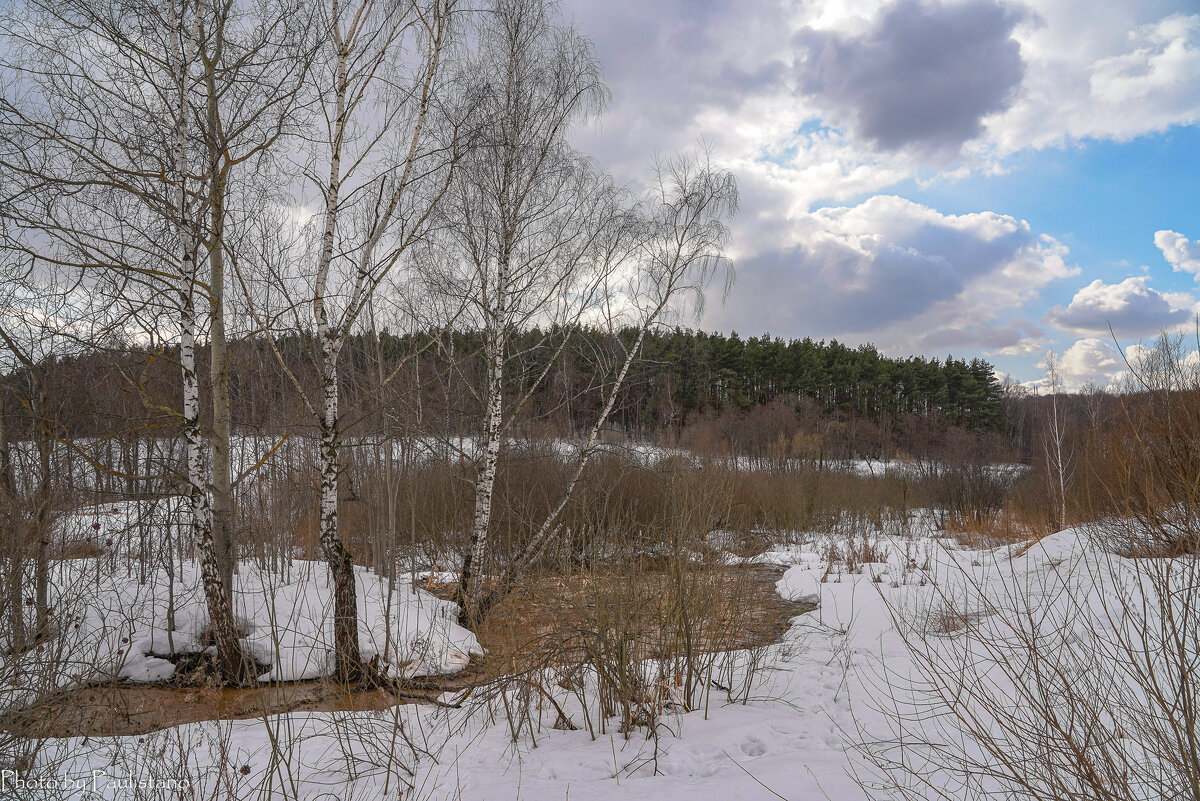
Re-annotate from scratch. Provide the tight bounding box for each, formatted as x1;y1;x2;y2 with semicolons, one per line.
7;508;1195;801
3;502;480;701
775;565;823;604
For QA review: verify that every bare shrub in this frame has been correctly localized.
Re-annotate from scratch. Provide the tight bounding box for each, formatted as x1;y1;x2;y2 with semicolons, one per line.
856;333;1200;800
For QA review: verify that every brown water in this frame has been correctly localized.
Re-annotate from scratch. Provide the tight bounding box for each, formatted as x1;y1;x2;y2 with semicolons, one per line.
4;564;810;738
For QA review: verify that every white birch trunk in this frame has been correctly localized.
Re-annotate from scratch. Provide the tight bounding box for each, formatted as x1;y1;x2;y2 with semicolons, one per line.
475;326;647;618
459;325;506;619
311;32;362;681
175;0;244;682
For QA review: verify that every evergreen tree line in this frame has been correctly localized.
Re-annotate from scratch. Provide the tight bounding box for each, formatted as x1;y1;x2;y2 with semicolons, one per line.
5;327;1007;445
358;326;1007;436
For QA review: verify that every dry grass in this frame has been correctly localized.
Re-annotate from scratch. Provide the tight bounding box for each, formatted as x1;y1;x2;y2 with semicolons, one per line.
3;564;808;739
941;507;1047;549
469;564;809;676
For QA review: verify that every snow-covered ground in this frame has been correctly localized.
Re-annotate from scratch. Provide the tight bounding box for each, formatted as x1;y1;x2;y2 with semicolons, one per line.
839;456;1028;480
6;510;1191;800
4;502;480;704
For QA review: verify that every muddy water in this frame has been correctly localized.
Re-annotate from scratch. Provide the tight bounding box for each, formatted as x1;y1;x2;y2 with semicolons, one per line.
5;565;811;738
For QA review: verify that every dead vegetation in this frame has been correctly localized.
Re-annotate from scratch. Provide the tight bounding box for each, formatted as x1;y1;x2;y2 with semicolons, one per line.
2;562;809;739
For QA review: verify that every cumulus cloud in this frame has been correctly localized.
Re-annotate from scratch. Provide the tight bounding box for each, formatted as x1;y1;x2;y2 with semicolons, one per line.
991;5;1200;152
1045;276;1189;336
989;334;1048;356
794;0;1025;158
568;0;1200;176
705;195;1074;348
564;0;797;179
1156;229;1200;276
1046;338;1124;390
566;0;1200;180
552;0;1200;381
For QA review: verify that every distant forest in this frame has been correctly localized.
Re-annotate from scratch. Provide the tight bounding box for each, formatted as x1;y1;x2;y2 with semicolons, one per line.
612;329;1005;432
360;327;1007;432
13;327;1008;459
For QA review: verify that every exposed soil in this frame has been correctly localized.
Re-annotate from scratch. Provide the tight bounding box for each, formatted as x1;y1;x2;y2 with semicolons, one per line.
4;564;811;739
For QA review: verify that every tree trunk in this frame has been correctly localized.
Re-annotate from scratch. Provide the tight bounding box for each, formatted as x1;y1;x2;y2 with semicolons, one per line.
31;378;52;640
178;9;246;682
206;166;236;600
475;327;647;620
0;389;25;654
319;338;362;683
458;326;506;626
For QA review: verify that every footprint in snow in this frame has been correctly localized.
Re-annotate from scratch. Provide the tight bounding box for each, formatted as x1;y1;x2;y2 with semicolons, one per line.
739;736;768;757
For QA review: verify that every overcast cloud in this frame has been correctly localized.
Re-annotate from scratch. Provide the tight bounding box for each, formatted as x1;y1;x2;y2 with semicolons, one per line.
795;0;1025;158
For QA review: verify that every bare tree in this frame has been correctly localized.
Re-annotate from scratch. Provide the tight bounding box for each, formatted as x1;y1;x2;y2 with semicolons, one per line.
470;150;738;622
236;0;465;682
433;0;739;627
1042;350;1072;531
0;269;74;653
0;0;313;682
191;0;313;681
430;0;621;622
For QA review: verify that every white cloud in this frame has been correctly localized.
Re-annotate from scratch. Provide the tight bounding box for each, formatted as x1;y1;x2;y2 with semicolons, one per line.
705;194;1075;352
1104;340;1200;390
1156;229;1200;276
991;336;1048;356
569;0;1200;183
1045;276;1190;335
988;5;1200;153
1046;337;1124;389
556;0;1200;382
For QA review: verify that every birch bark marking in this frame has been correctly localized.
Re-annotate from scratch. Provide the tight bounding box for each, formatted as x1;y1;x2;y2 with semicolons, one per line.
177;0;245;683
458;300;506;622
467;152;737;622
313;18;362;682
474;325;645;619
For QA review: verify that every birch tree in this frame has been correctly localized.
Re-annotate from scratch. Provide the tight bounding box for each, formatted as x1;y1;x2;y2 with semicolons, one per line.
237;0;465;682
432;0;618;622
467;151;737;623
438;0;738;625
1042;350;1072;532
191;1;312;674
0;0;312;682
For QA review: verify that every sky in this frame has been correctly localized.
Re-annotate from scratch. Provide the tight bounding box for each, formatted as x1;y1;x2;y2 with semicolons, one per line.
561;0;1200;389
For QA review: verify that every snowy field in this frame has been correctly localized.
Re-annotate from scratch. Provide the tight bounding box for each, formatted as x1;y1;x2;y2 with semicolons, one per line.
4;508;1192;800
4;502;480;700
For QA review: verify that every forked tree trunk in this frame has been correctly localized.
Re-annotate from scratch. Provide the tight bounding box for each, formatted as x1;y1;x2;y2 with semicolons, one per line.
474;327;647;620
181;287;244;683
177;2;246;682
